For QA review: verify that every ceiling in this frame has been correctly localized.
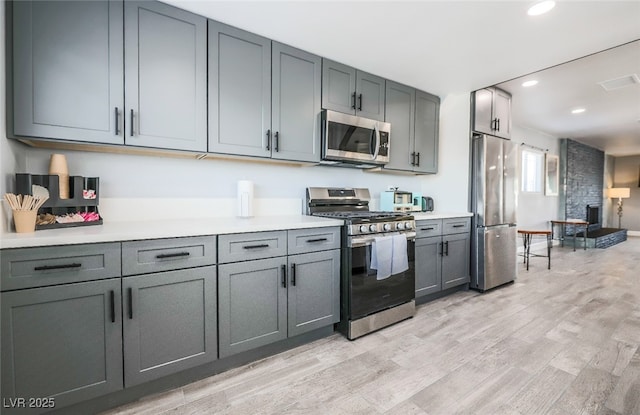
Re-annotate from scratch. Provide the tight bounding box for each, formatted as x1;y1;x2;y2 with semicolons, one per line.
164;0;640;155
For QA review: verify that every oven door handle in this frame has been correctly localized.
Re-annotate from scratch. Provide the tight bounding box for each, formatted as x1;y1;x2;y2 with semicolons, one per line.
349;232;416;248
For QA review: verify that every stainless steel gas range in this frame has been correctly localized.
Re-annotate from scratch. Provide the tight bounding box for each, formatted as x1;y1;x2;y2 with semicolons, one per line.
307;187;416;340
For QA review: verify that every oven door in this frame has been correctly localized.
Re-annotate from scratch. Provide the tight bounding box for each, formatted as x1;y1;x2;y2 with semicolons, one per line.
347;234;415;320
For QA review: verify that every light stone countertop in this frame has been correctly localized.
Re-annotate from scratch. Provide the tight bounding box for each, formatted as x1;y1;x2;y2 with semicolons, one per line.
411;212;473;220
0;215;344;249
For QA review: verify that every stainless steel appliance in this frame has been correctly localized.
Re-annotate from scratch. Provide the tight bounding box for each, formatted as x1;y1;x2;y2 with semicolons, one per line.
307;187;415;340
471;133;518;291
321;110;390;166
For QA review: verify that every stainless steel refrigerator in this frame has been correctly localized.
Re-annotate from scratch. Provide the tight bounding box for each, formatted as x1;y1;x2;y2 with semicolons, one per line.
471;133;518;291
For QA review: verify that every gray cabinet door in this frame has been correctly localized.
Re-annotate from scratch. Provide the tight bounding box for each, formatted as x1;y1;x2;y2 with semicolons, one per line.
209;21;271;157
494;88;512;139
442;233;471;290
12;0;124;144
288;250;340;337
356;71;385;121
124;1;207;151
415;236;442;297
123;266;217;387
414;91;440;174
384;81;415;171
1;279;123;413
218;258;287;358
322;59;356;115
271;43;322;162
473;88;494;135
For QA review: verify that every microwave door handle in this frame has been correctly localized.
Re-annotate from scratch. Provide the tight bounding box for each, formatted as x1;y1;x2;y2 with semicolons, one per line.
371;125;380;160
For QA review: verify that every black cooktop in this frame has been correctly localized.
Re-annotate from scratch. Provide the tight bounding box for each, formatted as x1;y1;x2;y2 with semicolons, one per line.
313;211;414;223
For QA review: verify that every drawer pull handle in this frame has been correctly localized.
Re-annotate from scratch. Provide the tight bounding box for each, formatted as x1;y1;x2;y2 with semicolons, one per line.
243;244;270;250
34;263;82;271
421;227;435;231
110;290;116;323
156;252;190;259
306;238;328;243
452;224;466;228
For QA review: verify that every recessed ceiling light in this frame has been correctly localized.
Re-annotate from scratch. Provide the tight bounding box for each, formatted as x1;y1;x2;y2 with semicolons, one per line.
572;108;586;114
522;80;539;87
528;1;556;16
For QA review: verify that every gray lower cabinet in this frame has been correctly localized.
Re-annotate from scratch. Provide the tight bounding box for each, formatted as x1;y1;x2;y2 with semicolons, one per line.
415;218;470;297
384;81;440;174
124;1;207;151
218;257;288;358
288;250;340;337
123;266;217;387
322;59;385;121
11;0;124;144
1;279;123;414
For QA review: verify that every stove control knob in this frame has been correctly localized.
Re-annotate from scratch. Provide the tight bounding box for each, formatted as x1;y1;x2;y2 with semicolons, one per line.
383;223;391;231
396;222;405;230
369;224;378;232
359;225;369;233
404;222;413;230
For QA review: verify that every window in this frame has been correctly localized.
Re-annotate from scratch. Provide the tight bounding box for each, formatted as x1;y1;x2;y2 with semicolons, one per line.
521;149;544;193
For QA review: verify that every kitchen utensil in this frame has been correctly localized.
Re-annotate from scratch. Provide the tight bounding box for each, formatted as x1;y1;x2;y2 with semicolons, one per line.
4;193;49;233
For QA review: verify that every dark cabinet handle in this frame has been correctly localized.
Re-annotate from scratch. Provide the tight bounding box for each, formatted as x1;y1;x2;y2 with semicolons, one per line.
497;118;501;131
421;227;435;231
110;290;116;323
416;152;421;167
306;238;328;243
411;152;416;166
130;109;134;137
439;242;443;256
274;131;279;152
156;252;190;259
444;241;449;256
281;264;287;288
351;92;356;110
357;94;362;111
243;244;270;250
114;107;119;135
266;129;271;150
452;224;465;228
291;263;296;286
128;288;133;319
34;263;82;271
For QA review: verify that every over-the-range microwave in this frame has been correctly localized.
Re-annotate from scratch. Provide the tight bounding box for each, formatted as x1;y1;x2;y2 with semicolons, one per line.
321;110;390;166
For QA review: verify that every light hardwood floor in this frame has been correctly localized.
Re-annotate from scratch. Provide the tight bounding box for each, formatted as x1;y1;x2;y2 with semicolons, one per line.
102;237;640;415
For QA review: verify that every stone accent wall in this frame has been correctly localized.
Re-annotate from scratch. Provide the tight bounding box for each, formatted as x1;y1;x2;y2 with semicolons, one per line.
563;139;604;233
594;229;627;249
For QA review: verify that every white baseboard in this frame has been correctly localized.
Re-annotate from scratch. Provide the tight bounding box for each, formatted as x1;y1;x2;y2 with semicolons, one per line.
628;231;640;237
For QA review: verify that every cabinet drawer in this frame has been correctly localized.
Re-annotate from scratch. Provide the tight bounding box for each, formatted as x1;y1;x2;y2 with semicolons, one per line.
1;243;121;291
218;231;287;263
122;236;216;276
288;227;340;255
416;220;442;238
443;218;471;235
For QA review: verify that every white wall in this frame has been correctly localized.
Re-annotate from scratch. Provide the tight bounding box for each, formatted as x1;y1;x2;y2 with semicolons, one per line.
612;155;640;232
510;125;561;229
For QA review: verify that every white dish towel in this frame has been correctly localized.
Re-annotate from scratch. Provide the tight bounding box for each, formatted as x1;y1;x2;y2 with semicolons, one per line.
371;234;409;280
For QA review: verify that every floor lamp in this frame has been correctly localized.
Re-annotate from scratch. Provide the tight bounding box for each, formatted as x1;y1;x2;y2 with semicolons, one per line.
607;188;630;229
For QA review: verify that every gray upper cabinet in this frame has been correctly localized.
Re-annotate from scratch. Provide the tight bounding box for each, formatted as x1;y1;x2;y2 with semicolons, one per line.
209;21;272;158
1;279;123;413
287;250;340;337
384;81;415;171
125;1;207;151
472;87;511;139
414;91;440;174
218;258;288;358
384;81;440;174
123;267;217;387
322;59;385;121
12;0;124;144
271;42;322;162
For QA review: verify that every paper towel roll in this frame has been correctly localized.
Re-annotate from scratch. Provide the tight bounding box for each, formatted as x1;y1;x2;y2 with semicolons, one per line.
237;180;254;218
